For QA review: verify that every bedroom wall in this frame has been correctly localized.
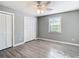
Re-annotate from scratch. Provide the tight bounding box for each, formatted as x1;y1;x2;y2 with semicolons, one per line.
0;5;37;45
38;10;79;44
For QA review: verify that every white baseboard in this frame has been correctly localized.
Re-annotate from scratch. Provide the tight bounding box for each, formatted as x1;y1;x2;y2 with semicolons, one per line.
13;41;25;47
13;38;36;47
37;38;79;47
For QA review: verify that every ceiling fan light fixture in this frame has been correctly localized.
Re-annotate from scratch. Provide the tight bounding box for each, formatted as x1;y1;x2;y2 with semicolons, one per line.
37;9;45;14
36;5;47;14
33;1;52;14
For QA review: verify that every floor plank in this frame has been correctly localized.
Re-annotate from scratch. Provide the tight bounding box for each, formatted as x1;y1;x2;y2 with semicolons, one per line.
0;39;79;58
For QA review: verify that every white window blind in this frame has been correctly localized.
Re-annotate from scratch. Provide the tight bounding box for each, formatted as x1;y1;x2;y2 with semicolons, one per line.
49;16;61;32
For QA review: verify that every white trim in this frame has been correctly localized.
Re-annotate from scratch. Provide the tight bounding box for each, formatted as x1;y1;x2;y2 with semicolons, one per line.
0;11;14;15
13;42;25;47
24;16;25;43
0;11;15;47
37;38;79;47
14;38;37;47
12;14;15;47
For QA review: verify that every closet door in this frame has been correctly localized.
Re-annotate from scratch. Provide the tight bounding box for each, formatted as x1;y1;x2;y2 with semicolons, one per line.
24;17;31;42
0;13;12;50
6;14;12;47
0;13;7;50
24;17;36;42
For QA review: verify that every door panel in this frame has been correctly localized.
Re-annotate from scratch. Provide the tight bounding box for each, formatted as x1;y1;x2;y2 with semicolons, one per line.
0;13;6;50
0;13;12;50
24;17;31;42
6;14;12;47
24;17;36;42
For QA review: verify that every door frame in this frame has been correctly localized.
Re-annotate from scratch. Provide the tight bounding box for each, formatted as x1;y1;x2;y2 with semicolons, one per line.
0;11;15;47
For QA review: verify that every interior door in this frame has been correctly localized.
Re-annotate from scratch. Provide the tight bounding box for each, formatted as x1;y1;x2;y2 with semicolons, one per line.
0;13;7;50
6;14;12;48
0;13;12;50
24;17;36;42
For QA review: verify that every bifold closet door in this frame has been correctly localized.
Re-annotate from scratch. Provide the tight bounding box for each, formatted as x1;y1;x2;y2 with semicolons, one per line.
0;13;7;50
6;14;12;48
0;13;12;50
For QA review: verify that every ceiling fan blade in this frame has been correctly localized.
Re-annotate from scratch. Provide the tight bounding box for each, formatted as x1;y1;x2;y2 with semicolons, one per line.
47;8;53;10
45;1;51;6
37;1;41;5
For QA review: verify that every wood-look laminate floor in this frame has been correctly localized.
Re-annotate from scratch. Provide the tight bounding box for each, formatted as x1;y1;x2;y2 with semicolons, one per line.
0;39;79;58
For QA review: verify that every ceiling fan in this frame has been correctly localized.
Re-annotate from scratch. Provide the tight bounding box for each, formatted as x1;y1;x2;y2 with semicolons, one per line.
33;1;53;14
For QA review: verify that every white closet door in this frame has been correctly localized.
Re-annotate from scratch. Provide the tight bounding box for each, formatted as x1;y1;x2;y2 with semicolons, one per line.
24;17;36;42
6;14;12;47
0;13;7;50
0;13;12;50
30;17;37;39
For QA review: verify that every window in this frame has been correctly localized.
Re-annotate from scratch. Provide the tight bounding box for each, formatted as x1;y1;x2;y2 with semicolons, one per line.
49;16;61;32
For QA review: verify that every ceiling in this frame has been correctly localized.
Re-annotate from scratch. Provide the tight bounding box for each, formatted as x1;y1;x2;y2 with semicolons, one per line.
0;1;79;17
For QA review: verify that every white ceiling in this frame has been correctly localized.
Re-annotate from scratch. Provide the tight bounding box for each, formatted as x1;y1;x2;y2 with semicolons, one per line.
0;1;79;17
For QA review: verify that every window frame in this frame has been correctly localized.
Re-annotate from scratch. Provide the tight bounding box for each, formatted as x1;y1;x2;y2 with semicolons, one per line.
48;16;61;33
